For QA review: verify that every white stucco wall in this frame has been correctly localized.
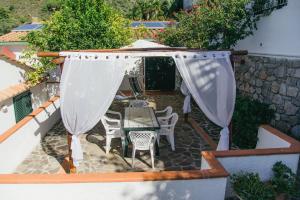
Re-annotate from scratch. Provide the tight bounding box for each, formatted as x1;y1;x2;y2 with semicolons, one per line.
0;60;25;91
30;82;49;110
235;0;300;57
256;127;290;149
0;98;60;173
0;98;16;133
0;177;227;200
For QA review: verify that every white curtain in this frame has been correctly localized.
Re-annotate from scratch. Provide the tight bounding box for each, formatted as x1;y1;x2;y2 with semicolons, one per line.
180;81;191;114
173;52;236;150
60;54;126;166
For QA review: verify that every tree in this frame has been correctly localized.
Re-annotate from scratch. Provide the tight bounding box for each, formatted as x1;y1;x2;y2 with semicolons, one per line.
128;0;182;20
0;7;18;35
27;0;133;51
158;0;273;49
24;0;133;85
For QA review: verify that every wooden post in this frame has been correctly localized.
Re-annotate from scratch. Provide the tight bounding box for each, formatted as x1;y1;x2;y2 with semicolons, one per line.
59;63;76;173
67;132;77;173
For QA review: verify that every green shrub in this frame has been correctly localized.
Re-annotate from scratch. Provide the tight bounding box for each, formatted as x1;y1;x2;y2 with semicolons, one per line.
231;172;275;200
271;161;299;198
232;95;274;149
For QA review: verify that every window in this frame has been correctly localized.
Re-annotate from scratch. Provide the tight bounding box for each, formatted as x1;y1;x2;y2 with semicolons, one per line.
254;0;288;15
13;91;33;123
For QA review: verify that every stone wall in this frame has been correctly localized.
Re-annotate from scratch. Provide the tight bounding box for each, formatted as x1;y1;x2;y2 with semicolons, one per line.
235;55;300;137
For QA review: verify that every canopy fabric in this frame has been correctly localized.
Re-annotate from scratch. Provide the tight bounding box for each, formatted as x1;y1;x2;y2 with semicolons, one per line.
59;47;236;164
60;55;126;166
180;81;191;114
122;39;169;49
173;52;235;150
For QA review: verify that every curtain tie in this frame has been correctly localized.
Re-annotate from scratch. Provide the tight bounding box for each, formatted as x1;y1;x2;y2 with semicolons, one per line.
216;127;229;151
71;135;83;167
183;94;191;114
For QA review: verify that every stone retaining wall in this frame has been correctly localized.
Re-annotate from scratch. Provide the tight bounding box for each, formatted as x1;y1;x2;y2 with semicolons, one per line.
235;55;300;138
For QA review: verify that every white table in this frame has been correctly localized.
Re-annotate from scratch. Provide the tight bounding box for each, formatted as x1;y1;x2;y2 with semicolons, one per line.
123;107;160;156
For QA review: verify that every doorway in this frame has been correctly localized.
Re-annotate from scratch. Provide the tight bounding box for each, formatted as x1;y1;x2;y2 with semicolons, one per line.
144;57;176;91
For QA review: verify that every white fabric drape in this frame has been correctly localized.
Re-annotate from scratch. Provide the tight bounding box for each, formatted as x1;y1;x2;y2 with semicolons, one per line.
60;55;126;166
173;52;236;150
180;81;191;114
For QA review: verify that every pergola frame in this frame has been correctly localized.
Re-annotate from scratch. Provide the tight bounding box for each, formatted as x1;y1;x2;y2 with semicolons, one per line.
38;48;248;173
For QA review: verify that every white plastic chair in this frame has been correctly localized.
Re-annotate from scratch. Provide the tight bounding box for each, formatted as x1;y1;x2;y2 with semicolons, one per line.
157;113;178;151
155;106;173;125
129;131;157;169
129;100;149;107
101;110;125;155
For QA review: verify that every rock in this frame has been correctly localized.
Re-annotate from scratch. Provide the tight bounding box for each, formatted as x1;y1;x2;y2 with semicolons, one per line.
279;83;287;95
284;102;298;115
294;68;300;78
259;71;268;80
267;76;276;81
276;66;285;78
256;79;263;87
287;86;299;97
256;88;262;94
271;82;280;93
272;94;283;105
291;125;300;138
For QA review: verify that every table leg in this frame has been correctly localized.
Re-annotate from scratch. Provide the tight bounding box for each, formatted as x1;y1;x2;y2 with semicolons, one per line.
124;130;129;157
155;139;160;156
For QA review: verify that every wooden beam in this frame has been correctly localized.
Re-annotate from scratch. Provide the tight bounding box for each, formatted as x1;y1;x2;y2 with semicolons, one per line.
67;131;77;174
37;49;248;58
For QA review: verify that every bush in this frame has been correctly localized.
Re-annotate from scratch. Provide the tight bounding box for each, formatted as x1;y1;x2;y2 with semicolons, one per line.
231;172;275;200
271;161;299;198
232;95;274;149
27;0;133;51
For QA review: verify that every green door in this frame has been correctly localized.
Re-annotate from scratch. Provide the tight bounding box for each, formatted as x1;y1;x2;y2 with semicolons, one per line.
145;57;176;91
13;91;33;123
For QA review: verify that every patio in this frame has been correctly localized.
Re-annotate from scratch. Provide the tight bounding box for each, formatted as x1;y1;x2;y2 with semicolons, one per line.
14;93;217;174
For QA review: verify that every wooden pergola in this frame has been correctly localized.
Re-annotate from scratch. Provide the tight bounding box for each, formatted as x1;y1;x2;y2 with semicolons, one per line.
38;47;248;173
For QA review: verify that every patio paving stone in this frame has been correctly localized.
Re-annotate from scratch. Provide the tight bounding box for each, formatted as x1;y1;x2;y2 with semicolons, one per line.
14;93;221;174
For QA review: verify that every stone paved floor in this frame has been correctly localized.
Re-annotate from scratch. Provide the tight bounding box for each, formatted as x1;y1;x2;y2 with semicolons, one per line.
15;94;216;174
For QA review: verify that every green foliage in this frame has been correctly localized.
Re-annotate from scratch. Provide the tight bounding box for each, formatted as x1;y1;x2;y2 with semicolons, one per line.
128;0;182;20
27;0;133;51
231;172;275;200
20;50;56;86
0;6;19;35
271;161;299;198
159;0;275;49
232;95;274;149
40;0;62;19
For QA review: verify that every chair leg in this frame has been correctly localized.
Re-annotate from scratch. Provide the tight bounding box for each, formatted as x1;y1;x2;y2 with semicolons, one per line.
157;134;160;145
121;137;126;156
150;145;155;169
169;133;175;151
106;136;112;154
132;146;136;168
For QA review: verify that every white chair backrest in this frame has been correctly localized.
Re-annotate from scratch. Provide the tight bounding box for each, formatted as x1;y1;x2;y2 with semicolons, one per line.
169;113;178;131
165;106;173;116
101;115;112;132
129;131;156;150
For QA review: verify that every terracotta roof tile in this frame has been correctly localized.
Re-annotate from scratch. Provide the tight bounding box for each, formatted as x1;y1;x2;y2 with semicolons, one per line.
0;53;35;70
0;83;31;103
0;31;29;42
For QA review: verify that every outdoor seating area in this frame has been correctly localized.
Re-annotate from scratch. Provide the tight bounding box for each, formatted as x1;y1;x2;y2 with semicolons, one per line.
14;94;213;174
